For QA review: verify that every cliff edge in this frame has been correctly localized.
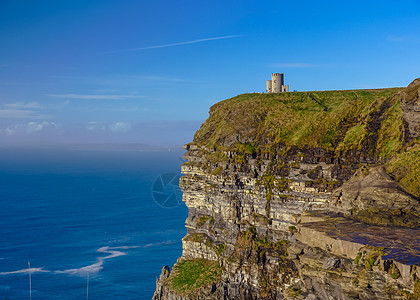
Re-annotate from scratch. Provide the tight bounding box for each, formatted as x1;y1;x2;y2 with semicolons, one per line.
153;79;420;300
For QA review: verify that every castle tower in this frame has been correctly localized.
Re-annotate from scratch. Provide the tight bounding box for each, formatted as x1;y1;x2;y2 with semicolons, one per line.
266;73;288;93
266;80;272;93
271;73;284;93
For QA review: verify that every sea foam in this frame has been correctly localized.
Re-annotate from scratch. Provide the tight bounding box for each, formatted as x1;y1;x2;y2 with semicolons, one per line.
0;267;50;275
0;242;174;277
55;246;129;276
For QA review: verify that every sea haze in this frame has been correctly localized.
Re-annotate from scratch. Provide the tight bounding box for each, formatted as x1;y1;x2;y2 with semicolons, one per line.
0;147;187;299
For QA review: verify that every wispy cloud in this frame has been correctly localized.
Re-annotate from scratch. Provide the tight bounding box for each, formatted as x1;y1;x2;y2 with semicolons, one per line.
47;94;144;100
0;101;49;119
109;122;132;133
0;109;36;118
108;35;242;53
26;121;57;133
270;63;329;68
134;75;190;83
50;74;193;88
3;102;42;109
108;106;148;112
0;121;57;136
85;121;132;133
86;121;104;132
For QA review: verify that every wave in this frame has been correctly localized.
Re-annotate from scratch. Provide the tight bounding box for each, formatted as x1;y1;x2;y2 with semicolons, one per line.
139;240;176;248
0;267;50;275
55;246;128;276
0;241;175;277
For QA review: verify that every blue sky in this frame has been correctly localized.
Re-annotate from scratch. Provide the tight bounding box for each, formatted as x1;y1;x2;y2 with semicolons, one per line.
1;0;419;146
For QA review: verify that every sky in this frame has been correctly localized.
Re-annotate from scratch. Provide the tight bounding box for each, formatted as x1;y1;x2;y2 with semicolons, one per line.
1;0;419;147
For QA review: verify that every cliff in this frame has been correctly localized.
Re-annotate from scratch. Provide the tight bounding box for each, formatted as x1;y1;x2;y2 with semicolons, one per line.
153;79;420;300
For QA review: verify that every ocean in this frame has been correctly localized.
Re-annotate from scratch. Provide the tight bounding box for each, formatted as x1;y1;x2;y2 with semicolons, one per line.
0;147;188;299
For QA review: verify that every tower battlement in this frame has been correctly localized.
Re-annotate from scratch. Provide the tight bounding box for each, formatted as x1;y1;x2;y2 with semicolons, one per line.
266;73;289;93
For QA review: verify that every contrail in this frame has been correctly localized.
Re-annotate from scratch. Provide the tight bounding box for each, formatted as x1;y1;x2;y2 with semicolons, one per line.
107;35;242;53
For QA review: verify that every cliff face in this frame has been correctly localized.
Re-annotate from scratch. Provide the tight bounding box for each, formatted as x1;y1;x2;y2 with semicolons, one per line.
153;80;420;300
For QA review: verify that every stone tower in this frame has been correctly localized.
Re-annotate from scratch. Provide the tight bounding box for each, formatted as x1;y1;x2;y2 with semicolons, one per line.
266;73;289;93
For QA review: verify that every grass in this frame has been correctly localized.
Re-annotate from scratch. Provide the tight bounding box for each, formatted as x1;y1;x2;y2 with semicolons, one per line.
183;233;205;243
336;123;366;152
287;287;303;297
354;246;385;270
215;243;225;255
386;144;420;197
388;262;401;279
376;98;405;158
169;258;222;295
197;215;210;226
193;88;404;153
235;142;256;155
211;166;223;176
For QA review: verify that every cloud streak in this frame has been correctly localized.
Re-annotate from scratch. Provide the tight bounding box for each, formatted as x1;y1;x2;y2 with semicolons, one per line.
270;63;329;68
3;101;41;109
109;35;242;53
0;109;36;118
0;101;50;119
48;94;144;100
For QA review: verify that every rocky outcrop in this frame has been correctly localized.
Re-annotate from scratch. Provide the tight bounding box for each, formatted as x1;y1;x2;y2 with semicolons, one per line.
330;166;419;227
400;78;420;140
153;80;420;300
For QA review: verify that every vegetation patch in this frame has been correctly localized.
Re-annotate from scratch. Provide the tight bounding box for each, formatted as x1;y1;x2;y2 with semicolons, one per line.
354;246;385;270
386;144;420;197
336;124;366;152
275;240;290;249
184;233;205;243
388;262;401;279
211;166;223;176
354;252;362;265
169;258;222;295
197;215;211;226
235;142;256;155
288;226;297;234
209;216;215;227
206;151;228;163
376;98;405;158
287;287;303;297
215;243;225;256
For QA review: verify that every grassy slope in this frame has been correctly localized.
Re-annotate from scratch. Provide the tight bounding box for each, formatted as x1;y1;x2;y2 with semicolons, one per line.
195;88;403;153
387;144;420;197
193;87;419;197
168;258;222;295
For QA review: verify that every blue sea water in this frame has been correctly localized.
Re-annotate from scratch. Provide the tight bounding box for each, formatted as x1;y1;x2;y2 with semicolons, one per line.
0;147;188;299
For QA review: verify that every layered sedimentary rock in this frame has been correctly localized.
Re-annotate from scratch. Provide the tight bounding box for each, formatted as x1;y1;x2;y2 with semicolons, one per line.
153;80;420;300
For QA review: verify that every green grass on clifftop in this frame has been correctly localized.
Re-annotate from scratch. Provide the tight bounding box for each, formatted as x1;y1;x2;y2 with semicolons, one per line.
168;258;222;295
194;88;404;158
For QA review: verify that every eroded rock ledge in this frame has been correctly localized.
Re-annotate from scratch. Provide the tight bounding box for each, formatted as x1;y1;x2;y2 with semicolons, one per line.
153;80;420;300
